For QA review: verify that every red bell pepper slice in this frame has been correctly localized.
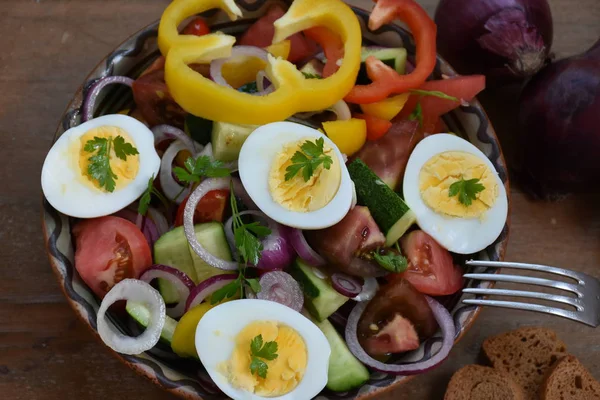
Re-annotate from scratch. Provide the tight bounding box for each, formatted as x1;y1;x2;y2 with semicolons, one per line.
304;27;344;78
345;0;437;104
354;113;393;141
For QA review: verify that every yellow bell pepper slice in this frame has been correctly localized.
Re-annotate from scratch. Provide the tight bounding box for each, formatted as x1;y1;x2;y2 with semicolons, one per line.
221;40;291;89
359;93;410;121
158;0;362;125
323;118;367;156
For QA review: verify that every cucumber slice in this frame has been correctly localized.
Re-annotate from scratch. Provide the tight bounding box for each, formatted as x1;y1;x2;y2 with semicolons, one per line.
310;316;370;392
357;47;408;85
185;114;213;145
348;159;415;244
188;222;235;283
126;301;178;344
211;121;258;162
290;258;348;321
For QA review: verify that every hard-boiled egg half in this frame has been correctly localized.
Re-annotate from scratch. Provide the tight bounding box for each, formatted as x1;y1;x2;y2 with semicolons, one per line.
403;134;508;254
238;122;353;229
42;114;160;218
196;299;331;399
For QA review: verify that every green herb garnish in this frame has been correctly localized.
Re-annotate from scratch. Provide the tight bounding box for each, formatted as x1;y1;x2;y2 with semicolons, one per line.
249;334;279;379
137;174;170;215
173;155;231;185
284;137;333;182
373;250;408;273
84;135;139;192
238;81;259;94
302;72;322;80
210;182;269;304
449;177;485;206
409;89;458;102
408;103;424;128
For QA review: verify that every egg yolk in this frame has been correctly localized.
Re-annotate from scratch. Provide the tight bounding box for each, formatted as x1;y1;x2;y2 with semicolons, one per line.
419;151;498;218
223;321;307;397
268;138;341;212
77;126;139;191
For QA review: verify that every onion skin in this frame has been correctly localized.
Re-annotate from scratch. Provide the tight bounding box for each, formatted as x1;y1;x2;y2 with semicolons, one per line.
517;39;600;199
435;0;553;81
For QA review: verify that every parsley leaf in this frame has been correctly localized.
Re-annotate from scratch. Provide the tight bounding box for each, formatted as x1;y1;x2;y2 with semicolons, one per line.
302;72;322;79
238;81;258;94
173;155;230;185
409;89;458;102
284;137;333;182
373;250;408;273
245;278;261;294
250;334;279;378
210;278;240;305
84;135;138;192
449;177;485;206
408;103;424;129
137;175;170;216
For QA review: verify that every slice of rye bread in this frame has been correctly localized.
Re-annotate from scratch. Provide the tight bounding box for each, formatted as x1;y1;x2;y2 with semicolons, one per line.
540;355;600;400
482;327;568;400
444;365;526;400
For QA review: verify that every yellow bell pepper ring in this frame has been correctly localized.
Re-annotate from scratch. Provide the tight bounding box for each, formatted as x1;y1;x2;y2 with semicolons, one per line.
158;0;363;125
359;93;410;121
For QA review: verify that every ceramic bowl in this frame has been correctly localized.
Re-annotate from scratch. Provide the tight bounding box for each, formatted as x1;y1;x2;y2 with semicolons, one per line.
42;0;510;398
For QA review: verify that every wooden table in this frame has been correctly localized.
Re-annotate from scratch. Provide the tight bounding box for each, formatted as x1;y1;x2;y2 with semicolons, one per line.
1;0;598;398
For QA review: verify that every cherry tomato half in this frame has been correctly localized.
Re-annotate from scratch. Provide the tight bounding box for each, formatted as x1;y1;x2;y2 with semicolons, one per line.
174;189;230;227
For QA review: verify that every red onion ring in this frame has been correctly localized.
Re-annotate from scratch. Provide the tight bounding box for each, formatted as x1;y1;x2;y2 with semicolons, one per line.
114;209;160;246
210;46;272;95
185;274;237;312
184;178;255;270
331;273;363;297
289;229;326;267
345;296;455;375
82;76;134;122
159;140;192;204
151;124;197;153
352;277;379;302
97;279;166;355
147;206;169;236
255;70;274;95
257;271;303;312
140;265;194;318
331;100;351;121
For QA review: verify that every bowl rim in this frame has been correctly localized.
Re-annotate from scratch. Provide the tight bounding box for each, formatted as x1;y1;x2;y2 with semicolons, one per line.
41;4;511;399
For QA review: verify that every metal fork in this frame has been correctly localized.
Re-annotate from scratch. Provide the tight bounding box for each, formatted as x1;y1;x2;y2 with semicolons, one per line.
462;260;600;327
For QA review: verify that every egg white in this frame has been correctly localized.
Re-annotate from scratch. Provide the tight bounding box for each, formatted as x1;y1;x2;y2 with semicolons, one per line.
195;299;331;400
238;122;353;230
41;114;160;218
403;134;508;254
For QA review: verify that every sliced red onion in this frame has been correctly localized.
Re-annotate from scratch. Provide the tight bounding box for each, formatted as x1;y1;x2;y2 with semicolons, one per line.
140;265;194;318
257;271;303;312
184;178;255;270
151;124;198;153
331;273;363;297
210;46;271;94
185;274;237;312
352;277;379;302
160;140;191;204
345;296;455;375
97;279;166;355
289;229;326;267
331;100;351;121
82;76;134;122
147;206;169;236
255;70;274;95
114;209;160;247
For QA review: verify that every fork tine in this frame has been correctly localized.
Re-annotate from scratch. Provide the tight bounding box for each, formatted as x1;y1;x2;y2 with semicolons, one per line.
462;299;594;327
466;260;583;281
462;288;584;310
463;273;582;295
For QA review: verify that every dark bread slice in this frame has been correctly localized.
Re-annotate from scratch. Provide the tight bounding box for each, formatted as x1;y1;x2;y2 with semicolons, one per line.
541;355;600;400
445;365;525;400
482;327;568;400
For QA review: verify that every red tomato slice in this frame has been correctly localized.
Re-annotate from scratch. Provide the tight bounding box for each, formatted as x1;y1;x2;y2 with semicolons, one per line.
174;189;230;227
238;4;318;63
353;113;393;141
398;75;486;134
182;17;210;36
73;216;152;299
132;70;187;128
397;230;464;296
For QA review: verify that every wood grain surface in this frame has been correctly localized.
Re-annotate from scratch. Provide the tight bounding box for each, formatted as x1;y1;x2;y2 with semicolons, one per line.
1;0;599;399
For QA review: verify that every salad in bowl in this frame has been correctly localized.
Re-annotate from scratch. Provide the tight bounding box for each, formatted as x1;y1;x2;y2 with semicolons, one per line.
41;0;510;398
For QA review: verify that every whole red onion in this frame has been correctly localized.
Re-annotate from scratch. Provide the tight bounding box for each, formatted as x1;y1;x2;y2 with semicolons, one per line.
517;38;600;199
434;0;553;81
